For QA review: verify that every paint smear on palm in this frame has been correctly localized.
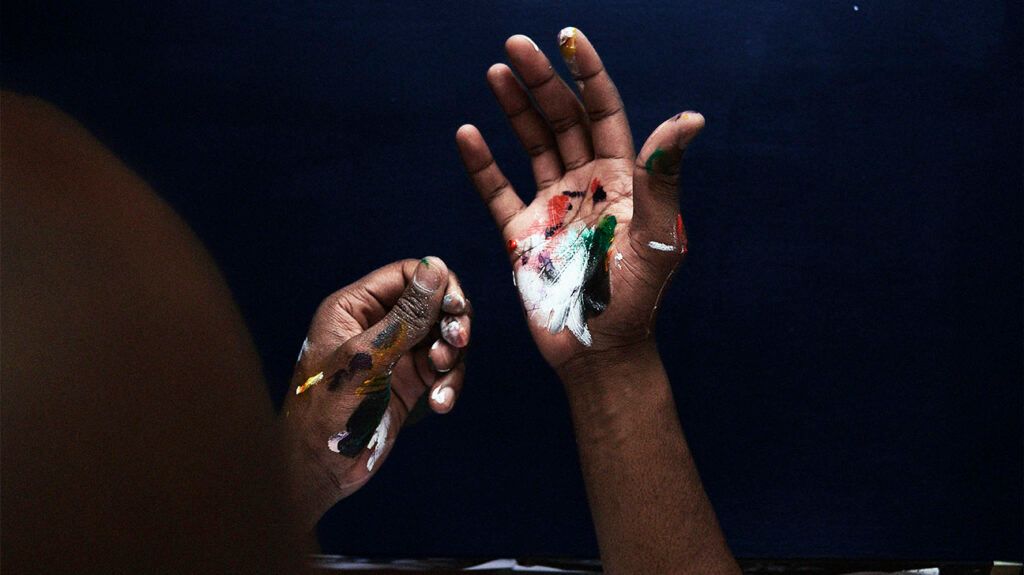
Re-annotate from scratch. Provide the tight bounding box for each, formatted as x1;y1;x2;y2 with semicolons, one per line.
515;214;616;346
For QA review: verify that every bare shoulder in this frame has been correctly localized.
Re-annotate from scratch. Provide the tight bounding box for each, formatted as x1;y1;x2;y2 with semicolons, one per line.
1;91;301;572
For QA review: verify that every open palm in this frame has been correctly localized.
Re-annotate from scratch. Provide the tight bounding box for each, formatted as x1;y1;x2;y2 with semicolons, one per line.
457;29;704;370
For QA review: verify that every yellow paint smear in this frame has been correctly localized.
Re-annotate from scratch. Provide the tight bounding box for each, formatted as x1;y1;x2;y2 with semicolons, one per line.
559;27;578;61
356;373;391;396
296;371;324;395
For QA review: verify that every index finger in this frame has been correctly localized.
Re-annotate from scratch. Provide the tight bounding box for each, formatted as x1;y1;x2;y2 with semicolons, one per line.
557;27;634;162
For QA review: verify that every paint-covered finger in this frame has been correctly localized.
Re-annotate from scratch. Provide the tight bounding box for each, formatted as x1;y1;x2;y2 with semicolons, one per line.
632;112;705;256
487;63;564;189
428;339;460;373
440;314;470;348
505;35;592;172
442;271;468;315
557;27;634;162
347;256;450;366
429;361;465;414
456;124;525;236
315;257;448;459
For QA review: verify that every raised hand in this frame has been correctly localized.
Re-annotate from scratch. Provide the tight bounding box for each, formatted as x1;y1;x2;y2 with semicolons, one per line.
281;257;471;526
456;28;703;373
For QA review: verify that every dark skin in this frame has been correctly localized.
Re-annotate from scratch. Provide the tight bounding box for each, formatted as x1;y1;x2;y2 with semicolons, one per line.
281;257;473;529
457;29;741;574
1;92;473;571
3;28;736;573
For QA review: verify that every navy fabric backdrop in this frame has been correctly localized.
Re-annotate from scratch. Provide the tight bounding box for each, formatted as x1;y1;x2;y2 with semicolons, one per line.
3;0;1021;560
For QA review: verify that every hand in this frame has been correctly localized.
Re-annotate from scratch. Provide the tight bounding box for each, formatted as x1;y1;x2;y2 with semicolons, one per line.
456;28;704;374
281;257;471;523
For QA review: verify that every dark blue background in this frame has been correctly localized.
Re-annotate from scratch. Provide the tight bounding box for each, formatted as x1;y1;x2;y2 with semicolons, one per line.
3;0;1021;560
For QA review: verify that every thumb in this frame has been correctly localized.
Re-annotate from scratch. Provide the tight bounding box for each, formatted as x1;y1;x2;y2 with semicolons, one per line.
339;256;449;372
631;111;705;259
302;257;449;458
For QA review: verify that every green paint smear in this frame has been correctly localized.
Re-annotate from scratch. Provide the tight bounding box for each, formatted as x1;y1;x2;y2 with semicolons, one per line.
582;215;616;316
644;148;666;174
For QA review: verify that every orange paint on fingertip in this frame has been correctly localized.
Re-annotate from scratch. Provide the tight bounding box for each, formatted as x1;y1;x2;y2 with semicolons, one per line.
507;238;518;253
558;27;578;60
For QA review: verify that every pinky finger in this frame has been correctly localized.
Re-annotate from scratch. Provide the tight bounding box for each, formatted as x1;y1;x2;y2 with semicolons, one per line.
456;124;525;236
429;361;465;414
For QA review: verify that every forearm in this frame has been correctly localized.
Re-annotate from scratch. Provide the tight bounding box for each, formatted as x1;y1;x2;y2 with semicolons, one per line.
558;343;740;575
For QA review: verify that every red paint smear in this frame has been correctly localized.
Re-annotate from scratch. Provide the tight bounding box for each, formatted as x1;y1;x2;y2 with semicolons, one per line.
675;214;683;242
506;238;518;253
589;178;601;195
547;195;571;227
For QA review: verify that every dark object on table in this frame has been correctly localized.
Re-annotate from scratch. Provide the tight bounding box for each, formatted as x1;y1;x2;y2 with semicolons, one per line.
309;556;1021;574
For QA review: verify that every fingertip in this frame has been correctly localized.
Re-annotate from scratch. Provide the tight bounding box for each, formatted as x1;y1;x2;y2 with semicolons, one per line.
440;315;469;348
412;256;449;293
442;291;467;315
430;384;456;413
506;34;533;51
456;123;479;142
428;338;459;373
487;62;510;80
675;111;706;144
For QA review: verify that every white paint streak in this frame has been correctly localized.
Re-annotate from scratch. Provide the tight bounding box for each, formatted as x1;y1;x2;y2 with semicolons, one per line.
614;251;624;269
440;316;462;346
648;240;676;252
296;337;311;363
365;410;391;472
515;221;593;346
327;431;349;453
431;385;453;407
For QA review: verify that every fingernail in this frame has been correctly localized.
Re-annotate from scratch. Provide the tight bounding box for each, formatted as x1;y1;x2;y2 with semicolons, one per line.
441;316;467;348
558;27;579;75
431;385;454;409
442;293;466;314
413;257;443;292
428;340;454;374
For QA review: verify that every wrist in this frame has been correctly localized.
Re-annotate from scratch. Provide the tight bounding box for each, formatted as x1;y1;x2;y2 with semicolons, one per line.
555;339;663;386
279;413;350;531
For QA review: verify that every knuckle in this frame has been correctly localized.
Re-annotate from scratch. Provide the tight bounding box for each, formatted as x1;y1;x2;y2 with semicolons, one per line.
484;180;512;203
588;104;624;123
563;156;591;171
391;293;434;333
550;114;582;135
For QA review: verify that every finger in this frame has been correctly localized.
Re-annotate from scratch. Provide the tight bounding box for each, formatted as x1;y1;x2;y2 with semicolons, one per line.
316;257;449;458
456;124;525;237
427;339;460;373
440;314;470;348
557;27;634;162
429;361;465;414
293;258;424;389
632;112;705;257
440;272;473;347
441;271;468;315
340;256;450;371
487;63;563;189
505;35;592;172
